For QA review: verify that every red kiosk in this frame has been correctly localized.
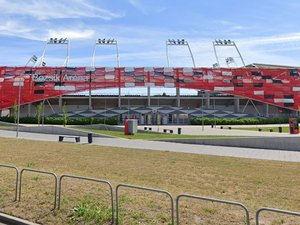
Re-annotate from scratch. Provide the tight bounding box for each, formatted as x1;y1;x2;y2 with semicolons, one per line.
289;118;299;134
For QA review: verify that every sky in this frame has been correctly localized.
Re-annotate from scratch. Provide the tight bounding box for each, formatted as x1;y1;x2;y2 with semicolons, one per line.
1;0;300;69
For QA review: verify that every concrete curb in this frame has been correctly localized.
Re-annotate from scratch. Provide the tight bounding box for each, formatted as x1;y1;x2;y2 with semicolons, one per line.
0;213;39;225
159;137;300;151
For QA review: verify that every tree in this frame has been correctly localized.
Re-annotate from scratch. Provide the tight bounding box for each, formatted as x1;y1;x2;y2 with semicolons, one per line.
12;103;18;124
62;102;67;127
36;102;43;125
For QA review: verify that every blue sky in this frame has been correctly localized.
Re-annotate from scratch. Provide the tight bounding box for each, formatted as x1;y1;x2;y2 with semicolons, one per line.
1;0;300;68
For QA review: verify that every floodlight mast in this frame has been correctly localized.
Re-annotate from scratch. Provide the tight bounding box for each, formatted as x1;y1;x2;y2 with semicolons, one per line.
38;38;70;67
91;38;120;109
212;39;245;67
166;39;196;67
166;39;195;108
91;38;120;67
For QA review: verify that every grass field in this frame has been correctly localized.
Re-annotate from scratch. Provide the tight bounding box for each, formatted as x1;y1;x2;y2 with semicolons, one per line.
0;138;299;224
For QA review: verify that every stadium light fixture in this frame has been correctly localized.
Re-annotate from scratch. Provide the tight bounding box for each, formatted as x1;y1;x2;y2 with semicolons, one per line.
226;57;235;64
212;63;219;68
166;38;196;67
25;55;38;67
38;37;70;67
212;39;245;67
92;38;119;67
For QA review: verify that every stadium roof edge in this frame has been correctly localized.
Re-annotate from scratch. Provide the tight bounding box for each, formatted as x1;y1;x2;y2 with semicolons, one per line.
245;63;300;69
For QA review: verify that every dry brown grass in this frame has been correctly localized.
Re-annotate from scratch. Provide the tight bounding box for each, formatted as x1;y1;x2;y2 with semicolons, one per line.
0;137;299;224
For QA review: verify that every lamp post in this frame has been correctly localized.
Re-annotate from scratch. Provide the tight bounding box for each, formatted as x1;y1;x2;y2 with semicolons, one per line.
212;39;245;67
16;55;38;138
91;38;120;109
16;77;24;138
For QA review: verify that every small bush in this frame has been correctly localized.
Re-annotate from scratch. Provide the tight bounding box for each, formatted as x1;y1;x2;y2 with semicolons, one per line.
190;117;292;125
0;116;118;125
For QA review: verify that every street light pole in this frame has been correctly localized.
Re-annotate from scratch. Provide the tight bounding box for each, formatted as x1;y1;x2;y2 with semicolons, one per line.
16;54;38;138
202;92;204;131
16;78;22;138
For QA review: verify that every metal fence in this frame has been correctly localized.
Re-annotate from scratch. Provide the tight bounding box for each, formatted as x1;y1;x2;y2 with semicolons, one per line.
58;174;114;224
116;183;174;225
18;168;58;210
0;164;299;224
176;194;250;225
256;207;300;225
0;164;18;201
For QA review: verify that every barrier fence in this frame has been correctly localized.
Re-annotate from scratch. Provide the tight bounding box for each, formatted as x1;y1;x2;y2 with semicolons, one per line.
58;174;114;224
18;168;58;210
0;164;18;201
176;194;250;225
116;184;174;225
0;163;299;225
256;207;300;225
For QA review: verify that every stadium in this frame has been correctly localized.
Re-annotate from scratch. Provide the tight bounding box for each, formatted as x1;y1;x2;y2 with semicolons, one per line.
0;38;299;125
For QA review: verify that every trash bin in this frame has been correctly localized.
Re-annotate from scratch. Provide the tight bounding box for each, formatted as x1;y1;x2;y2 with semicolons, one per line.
88;133;93;144
289;118;299;134
278;127;282;133
178;128;181;135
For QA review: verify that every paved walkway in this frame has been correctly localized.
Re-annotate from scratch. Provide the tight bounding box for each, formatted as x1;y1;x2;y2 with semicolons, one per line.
0;129;300;163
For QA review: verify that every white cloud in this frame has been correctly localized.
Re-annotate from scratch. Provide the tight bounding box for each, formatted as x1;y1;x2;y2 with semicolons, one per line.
47;29;95;40
0;0;123;20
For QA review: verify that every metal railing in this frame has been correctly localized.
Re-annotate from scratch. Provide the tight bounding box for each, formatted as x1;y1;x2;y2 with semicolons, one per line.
116;183;174;225
176;194;250;225
256;207;300;225
58;174;114;224
0;164;19;201
0;164;299;225
18;168;58;210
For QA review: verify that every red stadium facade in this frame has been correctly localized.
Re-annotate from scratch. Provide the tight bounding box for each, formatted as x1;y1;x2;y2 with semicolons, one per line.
0;66;300;111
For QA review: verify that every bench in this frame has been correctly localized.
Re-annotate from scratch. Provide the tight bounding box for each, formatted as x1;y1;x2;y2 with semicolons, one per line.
163;129;173;134
59;135;80;143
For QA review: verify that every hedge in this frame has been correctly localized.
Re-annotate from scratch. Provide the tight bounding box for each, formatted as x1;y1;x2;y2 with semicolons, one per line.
190;117;293;125
0;116;118;125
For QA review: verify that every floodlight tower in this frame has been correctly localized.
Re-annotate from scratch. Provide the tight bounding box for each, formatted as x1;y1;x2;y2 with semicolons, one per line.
91;38;120;109
38;37;70;67
212;39;245;67
37;38;70;113
166;39;196;107
166;39;195;67
213;40;245;114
